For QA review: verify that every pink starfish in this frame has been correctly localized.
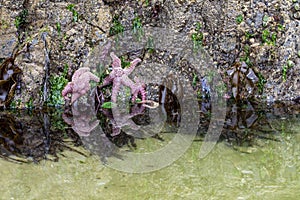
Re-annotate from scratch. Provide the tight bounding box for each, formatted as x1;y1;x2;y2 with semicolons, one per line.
131;77;146;102
62;67;100;104
100;52;146;102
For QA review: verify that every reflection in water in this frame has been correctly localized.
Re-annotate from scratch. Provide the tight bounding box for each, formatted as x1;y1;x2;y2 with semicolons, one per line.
221;101;299;149
221;101;277;149
0;104;299;199
0;75;299;165
0;110;82;163
62;102;99;137
0;98;299;199
0;98;298;165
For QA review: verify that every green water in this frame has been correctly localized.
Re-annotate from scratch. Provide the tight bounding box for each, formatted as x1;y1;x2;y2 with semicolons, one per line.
0;117;299;200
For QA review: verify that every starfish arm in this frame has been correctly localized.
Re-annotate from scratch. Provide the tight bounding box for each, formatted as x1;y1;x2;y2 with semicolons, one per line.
130;86;139;102
131;77;147;102
124;58;141;75
62;113;73;125
72;67;90;82
110;52;122;69
100;41;111;60
131;86;146;102
62;82;73;100
71;88;87;104
71;91;80;104
71;74;92;104
130;85;138;102
86;72;100;83
73;73;91;91
131;92;137;103
111;80;121;102
139;86;147;101
101;75;114;88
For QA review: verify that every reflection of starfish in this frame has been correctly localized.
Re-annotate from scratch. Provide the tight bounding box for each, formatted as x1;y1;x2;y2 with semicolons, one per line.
100;52;146;102
62;92;99;136
62;67;100;104
102;104;145;136
63;110;99;136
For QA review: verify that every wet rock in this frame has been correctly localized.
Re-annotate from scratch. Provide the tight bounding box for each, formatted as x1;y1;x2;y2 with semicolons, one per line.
200;0;225;34
0;0;300;107
96;7;112;32
0;6;19;58
13;33;51;108
254;12;264;28
0;34;18;58
219;34;237;54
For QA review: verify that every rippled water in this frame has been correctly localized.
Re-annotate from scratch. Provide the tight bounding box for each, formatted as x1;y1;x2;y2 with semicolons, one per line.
0;108;299;199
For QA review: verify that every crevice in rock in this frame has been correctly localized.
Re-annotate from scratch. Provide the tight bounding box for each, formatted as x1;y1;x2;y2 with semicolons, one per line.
41;32;51;105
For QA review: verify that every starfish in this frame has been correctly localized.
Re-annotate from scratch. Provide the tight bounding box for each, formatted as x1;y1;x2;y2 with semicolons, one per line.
131;77;146;102
62;67;100;104
100;52;146;102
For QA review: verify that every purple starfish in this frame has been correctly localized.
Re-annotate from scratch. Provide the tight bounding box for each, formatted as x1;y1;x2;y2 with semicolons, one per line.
100;52;146;102
62;67;100;104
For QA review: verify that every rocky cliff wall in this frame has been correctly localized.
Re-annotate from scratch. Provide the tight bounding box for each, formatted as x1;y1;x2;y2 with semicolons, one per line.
0;0;299;108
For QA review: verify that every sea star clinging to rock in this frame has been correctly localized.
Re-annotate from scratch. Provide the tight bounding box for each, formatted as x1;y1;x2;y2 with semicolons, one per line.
100;52;146;102
131;77;146;102
62;67;100;104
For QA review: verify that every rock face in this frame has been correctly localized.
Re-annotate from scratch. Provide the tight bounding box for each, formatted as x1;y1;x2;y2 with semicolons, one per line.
0;0;299;107
0;0;108;107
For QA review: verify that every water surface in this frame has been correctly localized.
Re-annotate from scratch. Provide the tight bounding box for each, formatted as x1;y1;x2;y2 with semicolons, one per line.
0;107;299;199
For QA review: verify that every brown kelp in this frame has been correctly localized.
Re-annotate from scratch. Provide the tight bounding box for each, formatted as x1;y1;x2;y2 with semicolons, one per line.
0;50;22;108
227;62;259;101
